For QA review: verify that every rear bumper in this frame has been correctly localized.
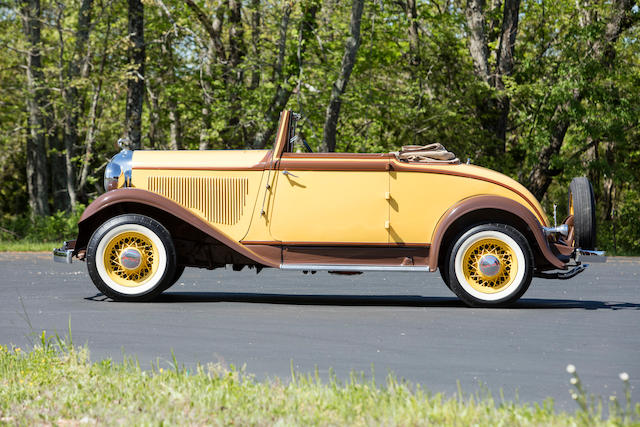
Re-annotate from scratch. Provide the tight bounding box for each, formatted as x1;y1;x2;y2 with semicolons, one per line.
53;240;75;264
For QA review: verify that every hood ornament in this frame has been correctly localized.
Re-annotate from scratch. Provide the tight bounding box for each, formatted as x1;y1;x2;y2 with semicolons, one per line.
117;137;131;151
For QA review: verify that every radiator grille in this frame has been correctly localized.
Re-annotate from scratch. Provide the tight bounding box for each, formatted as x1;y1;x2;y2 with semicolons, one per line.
148;176;249;225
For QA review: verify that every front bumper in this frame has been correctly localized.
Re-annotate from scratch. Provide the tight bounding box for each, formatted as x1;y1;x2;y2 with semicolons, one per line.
53;240;75;264
575;248;606;263
535;247;606;280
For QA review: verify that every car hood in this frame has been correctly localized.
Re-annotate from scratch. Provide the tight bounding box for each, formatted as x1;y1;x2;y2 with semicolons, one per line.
132;149;271;170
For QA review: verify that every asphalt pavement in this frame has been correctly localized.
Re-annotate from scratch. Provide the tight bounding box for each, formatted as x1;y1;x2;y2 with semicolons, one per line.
1;252;638;411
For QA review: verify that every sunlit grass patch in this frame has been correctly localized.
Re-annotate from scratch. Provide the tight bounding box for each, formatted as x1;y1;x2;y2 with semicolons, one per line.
0;333;638;425
0;240;54;252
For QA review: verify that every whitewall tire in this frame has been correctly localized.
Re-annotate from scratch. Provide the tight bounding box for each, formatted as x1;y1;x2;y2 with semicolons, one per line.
448;223;533;307
86;214;176;301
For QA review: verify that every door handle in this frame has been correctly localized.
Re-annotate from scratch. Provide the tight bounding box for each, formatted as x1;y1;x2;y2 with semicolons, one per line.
282;170;299;178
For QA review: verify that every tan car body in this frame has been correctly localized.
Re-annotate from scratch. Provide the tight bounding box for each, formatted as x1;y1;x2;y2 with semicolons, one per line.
72;111;571;274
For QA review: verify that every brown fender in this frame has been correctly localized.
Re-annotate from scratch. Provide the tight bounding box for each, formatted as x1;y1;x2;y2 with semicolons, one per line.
428;195;565;271
76;188;279;268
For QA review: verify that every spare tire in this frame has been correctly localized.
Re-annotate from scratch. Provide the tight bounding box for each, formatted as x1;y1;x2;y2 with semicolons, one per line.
568;177;596;250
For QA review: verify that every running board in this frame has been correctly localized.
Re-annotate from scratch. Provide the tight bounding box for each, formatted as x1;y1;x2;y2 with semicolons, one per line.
280;264;430;272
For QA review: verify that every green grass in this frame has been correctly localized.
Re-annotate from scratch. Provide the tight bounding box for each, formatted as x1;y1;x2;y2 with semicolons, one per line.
1;334;638;426
0;240;55;252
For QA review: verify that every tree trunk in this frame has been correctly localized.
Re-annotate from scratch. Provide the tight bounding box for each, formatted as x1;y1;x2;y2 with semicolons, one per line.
21;0;50;217
494;0;519;88
164;37;181;150
252;1;318;149
168;104;181;150
228;0;246;84
59;0;93;209
465;0;520;154
249;0;261;90
145;83;162;148
491;0;519;150
321;0;365;152
406;0;420;65
79;10;112;197
199;104;212;150
125;0;145;149
222;0;245;147
272;2;292;83
199;41;214;150
465;0;490;83
526;97;576;199
602;141;616;221
184;0;226;69
525;0;637;199
79;85;102;194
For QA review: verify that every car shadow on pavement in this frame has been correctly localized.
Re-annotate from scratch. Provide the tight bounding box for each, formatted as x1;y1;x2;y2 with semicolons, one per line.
86;292;640;309
516;299;640;310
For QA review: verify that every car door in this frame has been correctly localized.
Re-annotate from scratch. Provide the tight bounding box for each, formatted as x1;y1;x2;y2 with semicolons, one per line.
269;153;390;245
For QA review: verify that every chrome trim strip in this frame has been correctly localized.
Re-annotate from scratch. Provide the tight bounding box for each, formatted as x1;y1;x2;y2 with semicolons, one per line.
280;264;430;272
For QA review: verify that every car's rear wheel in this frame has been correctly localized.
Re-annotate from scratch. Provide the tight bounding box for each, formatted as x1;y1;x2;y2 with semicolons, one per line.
568;177;596;250
86;214;177;301
448;223;533;307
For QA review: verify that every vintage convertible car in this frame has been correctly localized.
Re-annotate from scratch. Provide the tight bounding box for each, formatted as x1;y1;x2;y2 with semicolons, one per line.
54;111;605;307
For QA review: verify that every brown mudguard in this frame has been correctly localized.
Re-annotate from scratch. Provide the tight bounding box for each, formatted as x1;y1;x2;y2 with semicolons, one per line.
76;188;279;268
429;195;566;271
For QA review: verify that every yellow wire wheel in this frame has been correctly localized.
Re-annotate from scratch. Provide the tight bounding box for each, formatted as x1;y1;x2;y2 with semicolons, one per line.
102;231;159;287
461;238;518;294
87;214;176;301
451;224;532;306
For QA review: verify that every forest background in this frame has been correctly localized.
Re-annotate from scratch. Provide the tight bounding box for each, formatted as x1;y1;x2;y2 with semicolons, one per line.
0;0;638;254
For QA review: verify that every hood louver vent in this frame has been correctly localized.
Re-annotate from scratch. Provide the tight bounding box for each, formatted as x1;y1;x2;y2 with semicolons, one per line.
148;176;249;225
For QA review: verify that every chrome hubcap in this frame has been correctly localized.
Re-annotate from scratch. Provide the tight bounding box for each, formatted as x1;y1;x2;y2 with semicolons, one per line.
120;248;142;270
478;254;500;278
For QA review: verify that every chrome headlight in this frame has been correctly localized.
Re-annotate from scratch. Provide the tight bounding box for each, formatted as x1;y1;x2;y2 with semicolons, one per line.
103;148;133;192
104;162;122;191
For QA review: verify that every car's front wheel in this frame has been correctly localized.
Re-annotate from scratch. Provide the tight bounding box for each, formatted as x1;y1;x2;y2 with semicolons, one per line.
86;214;177;301
448;223;533;307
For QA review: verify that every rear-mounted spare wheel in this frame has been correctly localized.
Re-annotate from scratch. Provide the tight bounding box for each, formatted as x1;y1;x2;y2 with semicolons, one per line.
568;177;596;250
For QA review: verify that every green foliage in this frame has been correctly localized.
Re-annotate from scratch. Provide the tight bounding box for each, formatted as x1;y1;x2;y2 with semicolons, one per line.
0;205;85;243
599;189;640;256
0;0;638;253
1;337;638;425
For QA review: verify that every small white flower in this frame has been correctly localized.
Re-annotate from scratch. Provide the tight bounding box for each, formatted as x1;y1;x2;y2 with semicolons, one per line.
619;372;629;382
570;377;578;385
566;364;576;374
571;393;578;400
